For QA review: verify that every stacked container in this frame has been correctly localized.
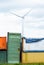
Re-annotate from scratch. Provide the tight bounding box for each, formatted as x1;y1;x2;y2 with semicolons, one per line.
22;37;44;63
0;37;7;63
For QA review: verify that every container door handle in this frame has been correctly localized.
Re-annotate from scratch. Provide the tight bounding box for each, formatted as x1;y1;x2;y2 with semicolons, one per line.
18;48;20;51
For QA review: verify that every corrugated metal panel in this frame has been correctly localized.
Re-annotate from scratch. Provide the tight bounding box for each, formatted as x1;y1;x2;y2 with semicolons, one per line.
22;52;44;63
0;37;7;49
0;50;7;63
8;33;21;63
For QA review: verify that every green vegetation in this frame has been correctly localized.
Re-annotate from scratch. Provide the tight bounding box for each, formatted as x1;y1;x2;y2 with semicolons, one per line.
0;63;44;65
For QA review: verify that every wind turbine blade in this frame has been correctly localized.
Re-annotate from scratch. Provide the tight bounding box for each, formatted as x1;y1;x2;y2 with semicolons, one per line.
23;9;32;17
10;12;23;18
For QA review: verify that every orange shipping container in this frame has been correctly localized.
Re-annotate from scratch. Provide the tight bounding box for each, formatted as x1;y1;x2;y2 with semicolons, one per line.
0;37;7;49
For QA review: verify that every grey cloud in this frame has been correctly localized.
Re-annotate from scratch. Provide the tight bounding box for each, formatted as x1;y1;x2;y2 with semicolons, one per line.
37;25;44;29
0;0;44;13
28;9;44;18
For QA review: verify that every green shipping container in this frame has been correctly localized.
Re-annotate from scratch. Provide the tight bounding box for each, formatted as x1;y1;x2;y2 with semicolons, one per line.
8;33;21;63
0;50;7;63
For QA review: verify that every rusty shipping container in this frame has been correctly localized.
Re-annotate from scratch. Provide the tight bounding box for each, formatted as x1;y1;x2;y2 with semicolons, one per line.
0;37;7;50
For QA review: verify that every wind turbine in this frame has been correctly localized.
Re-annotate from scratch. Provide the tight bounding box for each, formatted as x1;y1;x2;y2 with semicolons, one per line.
10;9;32;37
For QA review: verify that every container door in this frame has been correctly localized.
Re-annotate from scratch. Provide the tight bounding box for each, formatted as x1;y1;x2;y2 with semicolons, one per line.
8;33;21;63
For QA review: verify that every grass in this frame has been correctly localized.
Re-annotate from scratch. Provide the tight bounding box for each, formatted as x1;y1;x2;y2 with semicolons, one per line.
0;63;44;65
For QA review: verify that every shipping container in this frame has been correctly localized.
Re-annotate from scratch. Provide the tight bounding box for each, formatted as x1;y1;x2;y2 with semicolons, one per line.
0;37;7;49
0;50;7;63
22;52;44;63
7;32;21;63
21;37;44;63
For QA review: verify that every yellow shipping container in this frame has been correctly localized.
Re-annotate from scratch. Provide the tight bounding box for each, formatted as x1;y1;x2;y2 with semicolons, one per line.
22;52;44;63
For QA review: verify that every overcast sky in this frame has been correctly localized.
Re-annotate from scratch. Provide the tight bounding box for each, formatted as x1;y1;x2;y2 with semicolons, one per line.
0;0;44;38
